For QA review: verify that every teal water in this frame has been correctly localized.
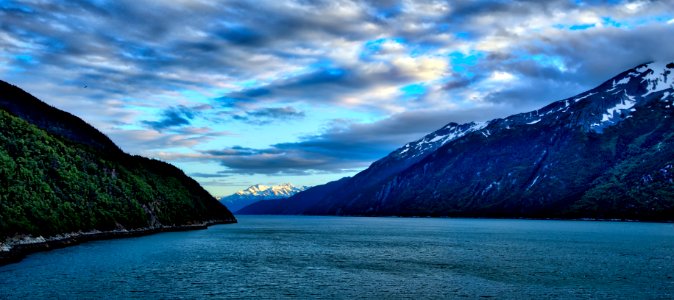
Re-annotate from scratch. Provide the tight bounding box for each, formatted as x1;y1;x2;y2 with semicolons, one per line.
1;216;673;298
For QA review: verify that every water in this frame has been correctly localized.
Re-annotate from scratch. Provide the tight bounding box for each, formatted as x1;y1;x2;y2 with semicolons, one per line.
1;216;673;299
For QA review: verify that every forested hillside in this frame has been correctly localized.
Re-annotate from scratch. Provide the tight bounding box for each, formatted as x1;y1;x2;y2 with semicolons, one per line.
0;81;235;239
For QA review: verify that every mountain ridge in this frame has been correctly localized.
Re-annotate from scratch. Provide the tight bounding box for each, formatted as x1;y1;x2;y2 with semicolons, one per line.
0;81;123;154
220;183;307;212
239;61;674;220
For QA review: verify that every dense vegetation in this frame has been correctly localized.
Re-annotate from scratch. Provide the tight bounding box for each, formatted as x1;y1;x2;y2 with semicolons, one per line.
0;82;234;239
572;101;674;219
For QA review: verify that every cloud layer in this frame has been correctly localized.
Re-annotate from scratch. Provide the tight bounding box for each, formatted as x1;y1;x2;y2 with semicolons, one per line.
2;0;673;194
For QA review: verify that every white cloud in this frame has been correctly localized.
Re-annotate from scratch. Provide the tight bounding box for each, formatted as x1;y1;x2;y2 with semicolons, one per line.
623;1;647;13
391;56;448;81
489;71;516;82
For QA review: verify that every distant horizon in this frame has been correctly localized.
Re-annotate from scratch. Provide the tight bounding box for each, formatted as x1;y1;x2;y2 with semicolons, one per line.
2;0;673;196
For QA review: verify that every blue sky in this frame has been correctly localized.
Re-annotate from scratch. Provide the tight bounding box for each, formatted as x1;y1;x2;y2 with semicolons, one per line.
1;0;673;197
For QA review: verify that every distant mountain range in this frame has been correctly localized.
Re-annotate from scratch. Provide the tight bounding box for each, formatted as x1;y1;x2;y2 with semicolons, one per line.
239;61;674;221
0;80;236;245
220;184;307;212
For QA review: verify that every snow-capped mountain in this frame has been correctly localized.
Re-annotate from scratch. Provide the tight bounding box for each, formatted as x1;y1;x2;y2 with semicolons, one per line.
494;60;674;133
220;183;307;212
240;61;674;220
234;183;305;198
392;122;487;160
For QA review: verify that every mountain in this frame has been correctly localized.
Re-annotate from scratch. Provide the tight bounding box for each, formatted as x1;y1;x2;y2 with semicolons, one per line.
220;183;307;212
240;61;674;220
237;122;486;215
0;80;236;245
238;178;349;215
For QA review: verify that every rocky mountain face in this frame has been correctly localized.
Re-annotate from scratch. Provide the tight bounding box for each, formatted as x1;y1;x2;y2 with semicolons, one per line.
220;183;307;212
239;61;674;220
0;80;236;240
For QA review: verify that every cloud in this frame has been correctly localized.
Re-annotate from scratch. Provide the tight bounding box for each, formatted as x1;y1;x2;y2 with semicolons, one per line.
189;172;231;178
2;0;674;190
108;126;232;154
218;53;448;112
142;105;198;131
443;76;478;91
219;67;361;106
184;106;511;175
4;0;671;118
229;106;305;125
474;24;674;107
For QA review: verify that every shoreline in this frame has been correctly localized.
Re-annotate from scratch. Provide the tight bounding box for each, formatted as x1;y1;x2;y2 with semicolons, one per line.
237;213;674;223
0;219;236;267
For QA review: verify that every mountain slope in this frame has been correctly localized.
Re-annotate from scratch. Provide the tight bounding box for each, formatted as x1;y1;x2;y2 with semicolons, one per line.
242;61;674;220
239;122;486;215
220;183;307;212
0;80;236;241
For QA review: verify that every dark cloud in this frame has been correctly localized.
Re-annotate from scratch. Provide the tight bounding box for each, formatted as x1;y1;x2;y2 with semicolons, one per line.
219;67;364;106
230;106;305;125
476;24;674;107
247;106;304;119
200;107;511;175
443;75;482;91
522;25;674;85
189;172;231;178
142;106;197;131
215;24;266;46
205;146;274;157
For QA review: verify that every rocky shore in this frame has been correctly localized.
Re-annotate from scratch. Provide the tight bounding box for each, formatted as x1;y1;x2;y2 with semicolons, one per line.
0;220;236;266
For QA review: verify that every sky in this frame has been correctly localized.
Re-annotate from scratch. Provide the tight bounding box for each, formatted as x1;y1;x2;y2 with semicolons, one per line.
1;0;673;197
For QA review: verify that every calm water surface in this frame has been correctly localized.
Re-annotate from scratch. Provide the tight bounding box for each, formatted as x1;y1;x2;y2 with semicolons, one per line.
1;216;673;299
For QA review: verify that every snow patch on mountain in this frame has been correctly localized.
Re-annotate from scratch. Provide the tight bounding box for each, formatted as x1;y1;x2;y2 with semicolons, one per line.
641;61;674;97
394;121;487;160
600;93;636;123
614;77;630;86
574;92;597;103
